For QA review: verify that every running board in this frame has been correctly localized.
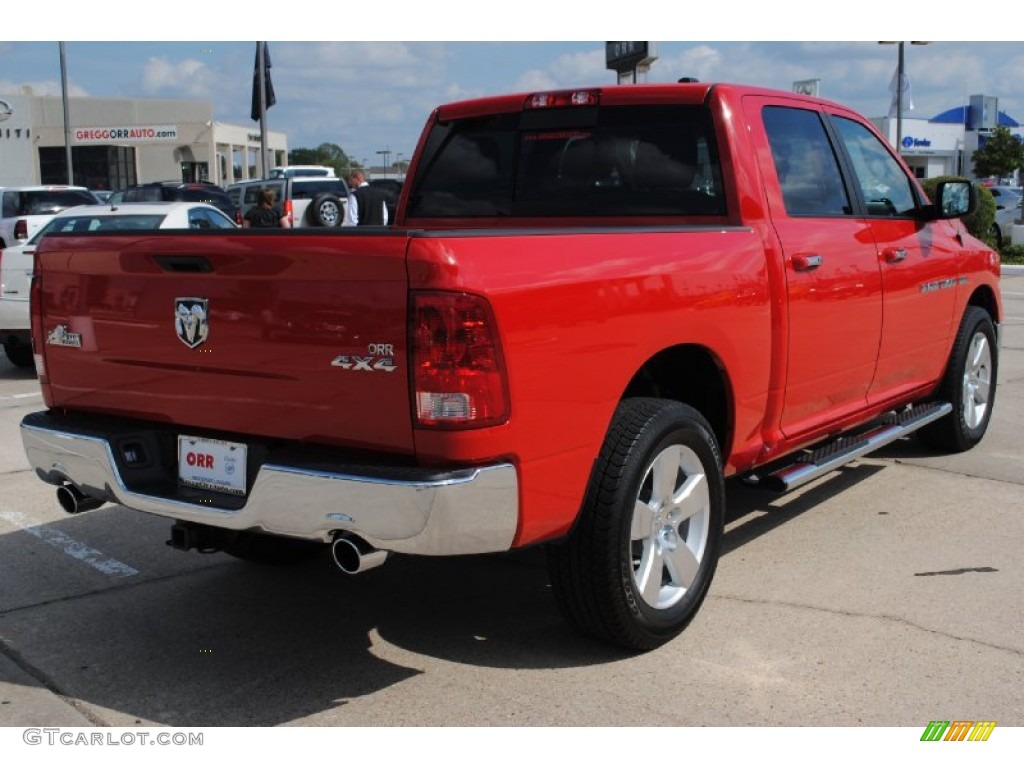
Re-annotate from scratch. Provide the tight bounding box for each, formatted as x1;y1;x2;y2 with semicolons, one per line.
760;402;953;493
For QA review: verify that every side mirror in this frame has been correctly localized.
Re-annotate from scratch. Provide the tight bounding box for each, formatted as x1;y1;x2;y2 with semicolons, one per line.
928;180;976;220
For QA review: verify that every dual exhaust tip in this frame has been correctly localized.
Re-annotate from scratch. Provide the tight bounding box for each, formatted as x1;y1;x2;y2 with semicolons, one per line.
331;532;388;575
56;484;388;575
56;484;105;515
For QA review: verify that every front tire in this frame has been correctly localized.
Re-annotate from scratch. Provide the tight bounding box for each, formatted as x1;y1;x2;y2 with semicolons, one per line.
547;399;725;651
918;306;998;452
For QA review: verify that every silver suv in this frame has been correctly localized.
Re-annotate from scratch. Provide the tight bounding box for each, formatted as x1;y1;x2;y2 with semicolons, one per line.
227;177;350;227
0;186;99;247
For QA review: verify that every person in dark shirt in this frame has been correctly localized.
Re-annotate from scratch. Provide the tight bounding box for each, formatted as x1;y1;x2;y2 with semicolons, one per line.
243;188;290;228
343;170;388;226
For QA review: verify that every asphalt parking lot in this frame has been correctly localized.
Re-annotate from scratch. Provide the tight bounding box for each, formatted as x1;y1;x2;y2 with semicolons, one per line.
1;275;1022;730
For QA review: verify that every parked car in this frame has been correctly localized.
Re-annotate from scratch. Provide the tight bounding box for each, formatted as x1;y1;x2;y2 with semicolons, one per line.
368;178;403;222
107;182;237;221
989;185;1022;244
227;176;350;228
0;202;235;368
0;185;99;248
91;190;114;203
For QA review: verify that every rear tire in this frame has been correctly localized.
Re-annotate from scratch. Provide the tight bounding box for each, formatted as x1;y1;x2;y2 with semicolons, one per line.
547;399;725;651
918;306;998;452
3;342;33;368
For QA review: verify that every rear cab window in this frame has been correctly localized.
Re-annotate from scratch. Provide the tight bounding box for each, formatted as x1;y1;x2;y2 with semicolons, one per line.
406;104;726;219
38;214;167;235
3;189;97;216
290;179;349;200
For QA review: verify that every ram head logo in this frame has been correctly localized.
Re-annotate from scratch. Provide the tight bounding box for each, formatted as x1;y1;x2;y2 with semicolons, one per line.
174;298;209;349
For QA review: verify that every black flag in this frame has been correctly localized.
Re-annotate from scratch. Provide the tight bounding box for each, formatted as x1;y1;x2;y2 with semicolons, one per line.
250;41;276;122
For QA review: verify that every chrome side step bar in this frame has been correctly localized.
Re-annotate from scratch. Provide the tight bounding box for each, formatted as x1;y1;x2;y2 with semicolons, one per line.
761;402;953;493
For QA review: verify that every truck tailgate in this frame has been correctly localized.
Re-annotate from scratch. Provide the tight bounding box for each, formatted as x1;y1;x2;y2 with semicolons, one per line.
35;232;415;454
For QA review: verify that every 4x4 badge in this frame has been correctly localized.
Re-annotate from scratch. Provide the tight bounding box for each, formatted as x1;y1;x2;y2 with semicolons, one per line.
175;298;209;349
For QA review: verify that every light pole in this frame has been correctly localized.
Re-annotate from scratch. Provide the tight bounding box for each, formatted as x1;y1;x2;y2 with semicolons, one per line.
879;41;930;154
377;147;391;176
59;42;74;185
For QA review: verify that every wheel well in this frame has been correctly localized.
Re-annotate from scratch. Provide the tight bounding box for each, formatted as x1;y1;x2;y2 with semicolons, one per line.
968;285;1000;323
620;345;732;458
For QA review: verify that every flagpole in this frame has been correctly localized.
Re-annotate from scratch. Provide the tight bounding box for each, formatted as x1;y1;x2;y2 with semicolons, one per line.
258;41;269;177
896;42;905;154
59;42;74;184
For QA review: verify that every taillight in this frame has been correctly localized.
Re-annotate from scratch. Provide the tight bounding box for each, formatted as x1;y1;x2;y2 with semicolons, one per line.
411;292;509;429
284;199;294;226
525;89;600;109
14;219;28;240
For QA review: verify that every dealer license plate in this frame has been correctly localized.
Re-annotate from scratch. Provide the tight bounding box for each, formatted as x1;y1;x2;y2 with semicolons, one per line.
177;435;247;496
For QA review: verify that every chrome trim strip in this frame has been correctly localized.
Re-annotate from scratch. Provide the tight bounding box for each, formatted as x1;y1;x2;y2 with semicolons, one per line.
21;420;519;556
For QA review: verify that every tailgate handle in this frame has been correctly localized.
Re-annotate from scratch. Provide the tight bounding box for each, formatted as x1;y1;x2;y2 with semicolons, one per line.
154;256;214;273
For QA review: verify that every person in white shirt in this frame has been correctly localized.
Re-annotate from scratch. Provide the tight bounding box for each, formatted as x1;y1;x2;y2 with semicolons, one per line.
343;170;389;226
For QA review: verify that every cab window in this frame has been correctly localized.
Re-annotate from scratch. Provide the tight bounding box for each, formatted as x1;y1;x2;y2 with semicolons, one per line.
832;117;919;217
763;106;851;217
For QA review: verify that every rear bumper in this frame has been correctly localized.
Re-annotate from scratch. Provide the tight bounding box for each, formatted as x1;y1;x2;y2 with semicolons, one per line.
20;411;519;556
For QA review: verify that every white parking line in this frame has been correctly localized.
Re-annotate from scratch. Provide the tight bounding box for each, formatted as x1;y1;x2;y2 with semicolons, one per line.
0;392;42;401
0;508;140;578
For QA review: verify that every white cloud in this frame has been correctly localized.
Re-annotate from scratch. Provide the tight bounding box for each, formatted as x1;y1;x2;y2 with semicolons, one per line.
140;56;215;98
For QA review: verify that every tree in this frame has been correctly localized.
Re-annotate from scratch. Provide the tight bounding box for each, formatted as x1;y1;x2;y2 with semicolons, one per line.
287;142;355;177
971;126;1024;179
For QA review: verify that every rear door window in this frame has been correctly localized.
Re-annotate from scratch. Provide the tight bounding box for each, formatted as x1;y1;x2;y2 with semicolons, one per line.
188;207;236;229
762;107;851;217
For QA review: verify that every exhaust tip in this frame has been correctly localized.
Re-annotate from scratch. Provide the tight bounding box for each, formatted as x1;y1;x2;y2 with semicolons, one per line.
56;484;105;515
331;533;387;575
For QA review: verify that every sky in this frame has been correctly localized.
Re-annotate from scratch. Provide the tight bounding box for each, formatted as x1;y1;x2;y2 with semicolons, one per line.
1;11;1019;168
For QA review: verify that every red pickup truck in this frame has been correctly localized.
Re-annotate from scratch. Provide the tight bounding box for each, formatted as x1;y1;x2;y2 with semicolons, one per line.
21;83;1002;650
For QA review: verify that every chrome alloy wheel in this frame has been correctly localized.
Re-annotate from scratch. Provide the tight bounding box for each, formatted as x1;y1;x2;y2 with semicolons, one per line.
318;200;341;225
962;331;992;430
630;444;710;611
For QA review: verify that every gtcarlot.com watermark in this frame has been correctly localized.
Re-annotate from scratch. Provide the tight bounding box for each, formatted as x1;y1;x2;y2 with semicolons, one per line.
23;728;203;747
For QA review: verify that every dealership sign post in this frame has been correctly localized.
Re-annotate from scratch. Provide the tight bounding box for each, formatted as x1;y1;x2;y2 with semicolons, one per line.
606;42;658;84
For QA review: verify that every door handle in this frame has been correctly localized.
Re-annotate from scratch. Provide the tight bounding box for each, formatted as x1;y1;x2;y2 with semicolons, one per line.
883;248;907;263
792;254;823;271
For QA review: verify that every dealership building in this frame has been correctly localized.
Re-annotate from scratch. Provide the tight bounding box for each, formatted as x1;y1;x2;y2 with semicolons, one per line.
0;91;288;190
873;94;1020;181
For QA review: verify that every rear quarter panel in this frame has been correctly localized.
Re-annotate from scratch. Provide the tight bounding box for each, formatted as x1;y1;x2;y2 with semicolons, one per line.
407;228;772;545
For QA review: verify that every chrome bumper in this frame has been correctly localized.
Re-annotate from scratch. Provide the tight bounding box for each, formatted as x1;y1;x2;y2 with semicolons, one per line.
20;413;519;556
